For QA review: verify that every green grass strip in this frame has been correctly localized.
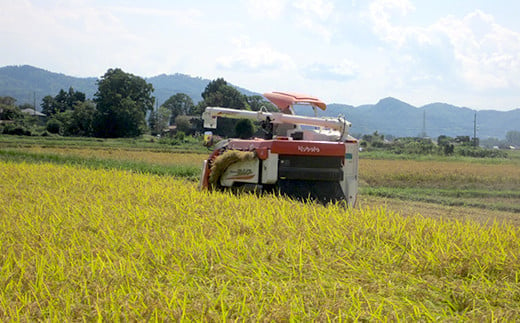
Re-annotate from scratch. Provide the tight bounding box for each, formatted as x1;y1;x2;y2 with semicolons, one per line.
0;134;210;153
0;149;201;180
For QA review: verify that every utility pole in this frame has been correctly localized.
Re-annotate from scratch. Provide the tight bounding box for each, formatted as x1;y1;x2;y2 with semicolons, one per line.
421;110;427;138
473;111;477;147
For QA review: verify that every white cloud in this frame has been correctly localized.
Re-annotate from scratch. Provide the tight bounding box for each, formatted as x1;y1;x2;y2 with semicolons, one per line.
367;0;520;94
2;0;520;110
292;0;334;20
292;0;336;41
108;6;203;22
433;10;520;89
247;0;287;19
0;0;141;75
304;59;358;81
369;0;416;46
216;37;295;72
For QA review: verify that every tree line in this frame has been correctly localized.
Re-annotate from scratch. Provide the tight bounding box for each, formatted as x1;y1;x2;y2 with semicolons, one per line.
0;68;275;138
359;131;515;158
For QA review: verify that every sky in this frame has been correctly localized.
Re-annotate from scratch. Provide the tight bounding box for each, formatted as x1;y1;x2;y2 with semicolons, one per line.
1;0;520;111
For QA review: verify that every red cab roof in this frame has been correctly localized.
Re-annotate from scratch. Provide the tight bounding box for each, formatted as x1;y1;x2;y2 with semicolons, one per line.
263;91;327;111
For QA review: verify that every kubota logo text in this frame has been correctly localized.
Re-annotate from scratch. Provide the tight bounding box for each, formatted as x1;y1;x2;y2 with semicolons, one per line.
297;145;320;153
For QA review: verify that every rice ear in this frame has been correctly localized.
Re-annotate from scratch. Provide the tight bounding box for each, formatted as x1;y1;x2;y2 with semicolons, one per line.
209;150;256;188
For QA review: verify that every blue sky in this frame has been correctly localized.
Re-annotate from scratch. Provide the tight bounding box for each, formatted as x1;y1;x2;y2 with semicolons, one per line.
1;0;520;111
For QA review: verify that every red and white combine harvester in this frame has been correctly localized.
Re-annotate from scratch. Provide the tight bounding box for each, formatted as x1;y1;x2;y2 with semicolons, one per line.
199;91;358;206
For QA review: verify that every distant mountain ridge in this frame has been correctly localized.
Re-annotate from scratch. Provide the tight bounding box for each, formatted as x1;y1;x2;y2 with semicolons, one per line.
325;98;520;139
1;65;519;139
0;65;255;107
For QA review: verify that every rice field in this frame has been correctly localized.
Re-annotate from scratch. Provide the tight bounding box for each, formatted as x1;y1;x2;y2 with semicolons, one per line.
361;159;520;190
1;161;520;320
5;144;519;214
7;146;207;167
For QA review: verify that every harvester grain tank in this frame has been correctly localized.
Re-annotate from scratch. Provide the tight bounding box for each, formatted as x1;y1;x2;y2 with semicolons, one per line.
199;92;359;206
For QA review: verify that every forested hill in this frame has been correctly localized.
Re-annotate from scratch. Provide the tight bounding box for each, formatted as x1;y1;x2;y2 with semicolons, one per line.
1;65;519;139
0;65;255;107
325;98;520;140
0;65;98;105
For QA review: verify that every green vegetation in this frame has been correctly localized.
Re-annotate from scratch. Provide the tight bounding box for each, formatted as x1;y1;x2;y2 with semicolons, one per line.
360;132;509;158
1;162;520;320
0;149;200;179
41;87;86;116
94;68;155;137
1;71;279;141
0;134;208;153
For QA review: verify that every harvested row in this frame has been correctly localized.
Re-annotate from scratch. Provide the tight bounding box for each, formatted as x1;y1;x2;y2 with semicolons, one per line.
1;162;519;321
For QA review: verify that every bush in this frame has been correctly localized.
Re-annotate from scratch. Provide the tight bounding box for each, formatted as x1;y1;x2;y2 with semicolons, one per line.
234;119;254;139
46;118;63;134
175;131;186;141
2;123;32;136
455;146;507;158
175;116;192;134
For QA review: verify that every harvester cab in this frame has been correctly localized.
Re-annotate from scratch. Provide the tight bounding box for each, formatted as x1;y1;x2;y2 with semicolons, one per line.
199;91;359;206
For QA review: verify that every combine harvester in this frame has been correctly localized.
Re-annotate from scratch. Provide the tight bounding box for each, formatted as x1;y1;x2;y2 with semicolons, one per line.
199;92;358;206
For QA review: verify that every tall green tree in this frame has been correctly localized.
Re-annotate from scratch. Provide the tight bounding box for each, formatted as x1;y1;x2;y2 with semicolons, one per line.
41;96;56;116
162;93;194;124
67;101;97;136
0;96;16;106
197;78;249;137
201;78;247;109
94;68;154;138
41;87;86;116
0;96;21;120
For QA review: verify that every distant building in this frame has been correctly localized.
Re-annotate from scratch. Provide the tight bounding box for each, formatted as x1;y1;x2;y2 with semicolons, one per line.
20;108;46;117
21;108;47;125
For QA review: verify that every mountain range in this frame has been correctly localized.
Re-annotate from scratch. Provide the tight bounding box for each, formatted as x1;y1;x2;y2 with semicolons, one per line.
1;65;519;139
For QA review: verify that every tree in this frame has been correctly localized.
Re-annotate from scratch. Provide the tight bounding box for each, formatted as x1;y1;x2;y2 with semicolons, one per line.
0;105;22;121
201;79;247;109
175;115;192;134
67;101;97;136
506;130;520;146
93;68;154;137
198;78;249;137
235;119;254;139
0;96;21;121
437;135;452;147
41;96;56;116
0;96;16;106
437;135;455;155
162;93;194;124
41;87;86;116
